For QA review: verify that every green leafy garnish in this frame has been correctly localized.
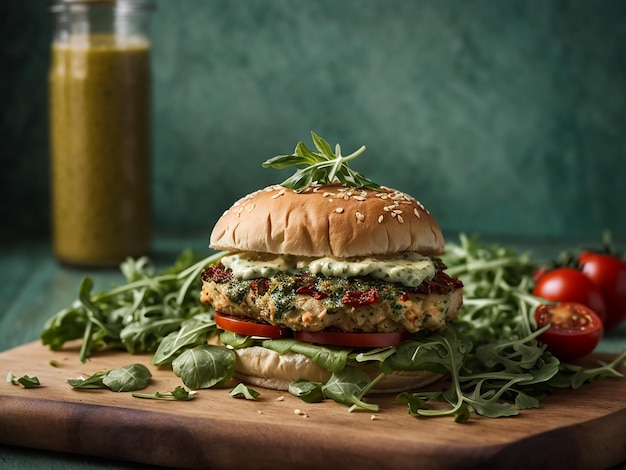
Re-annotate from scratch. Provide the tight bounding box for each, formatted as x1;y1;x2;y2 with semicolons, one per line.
288;379;325;403
133;386;196;401
68;364;152;392
7;371;41;388
172;345;236;390
322;366;381;412
230;383;260;400
41;250;226;362
262;131;380;192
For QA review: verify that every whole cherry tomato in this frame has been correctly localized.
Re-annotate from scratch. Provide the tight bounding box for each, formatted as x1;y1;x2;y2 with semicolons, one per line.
579;251;626;331
534;302;603;361
532;267;607;323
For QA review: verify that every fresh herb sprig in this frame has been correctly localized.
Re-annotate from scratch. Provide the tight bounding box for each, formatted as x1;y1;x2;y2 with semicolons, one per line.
262;131;380;192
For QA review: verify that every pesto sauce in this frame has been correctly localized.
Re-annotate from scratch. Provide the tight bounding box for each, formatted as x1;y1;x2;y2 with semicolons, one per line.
221;252;435;287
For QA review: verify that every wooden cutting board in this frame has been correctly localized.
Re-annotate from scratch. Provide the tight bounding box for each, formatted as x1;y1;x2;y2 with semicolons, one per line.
1;340;625;470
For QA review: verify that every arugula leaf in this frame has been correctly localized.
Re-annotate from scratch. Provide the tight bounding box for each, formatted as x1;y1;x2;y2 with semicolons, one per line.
102;364;152;392
172;345;236;390
230;383;260;400
288;379;325;403
133;386;196;401
262;132;380;192
151;313;217;366
219;330;255;349
7;371;41;388
322;366;379;412
68;372;107;389
41;251;227;362
263;338;349;372
68;364;152;392
396;392;430;415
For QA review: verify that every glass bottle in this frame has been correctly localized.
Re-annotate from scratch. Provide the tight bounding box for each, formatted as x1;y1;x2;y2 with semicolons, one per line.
48;0;155;267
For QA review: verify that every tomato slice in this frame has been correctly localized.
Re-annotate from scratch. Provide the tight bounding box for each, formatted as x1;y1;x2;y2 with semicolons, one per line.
215;312;292;339
295;330;407;348
534;302;604;361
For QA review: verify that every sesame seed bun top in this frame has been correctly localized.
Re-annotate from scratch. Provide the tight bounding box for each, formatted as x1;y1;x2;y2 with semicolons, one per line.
209;183;444;258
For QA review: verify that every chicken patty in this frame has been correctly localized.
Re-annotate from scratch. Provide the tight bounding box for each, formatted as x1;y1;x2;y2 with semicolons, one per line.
201;262;463;334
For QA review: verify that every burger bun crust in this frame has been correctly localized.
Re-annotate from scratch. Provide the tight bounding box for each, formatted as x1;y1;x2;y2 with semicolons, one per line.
210;183;444;258
233;346;442;394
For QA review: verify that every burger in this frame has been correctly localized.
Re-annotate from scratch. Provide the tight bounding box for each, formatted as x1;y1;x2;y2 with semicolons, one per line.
200;135;463;394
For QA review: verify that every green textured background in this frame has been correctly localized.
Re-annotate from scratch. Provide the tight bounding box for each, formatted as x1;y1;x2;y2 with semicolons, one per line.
2;0;626;244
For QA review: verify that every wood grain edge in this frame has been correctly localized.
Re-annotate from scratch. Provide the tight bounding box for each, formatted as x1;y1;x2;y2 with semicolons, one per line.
0;395;511;470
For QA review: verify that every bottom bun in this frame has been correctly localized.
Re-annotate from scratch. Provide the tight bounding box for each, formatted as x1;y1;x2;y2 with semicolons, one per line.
233;345;442;394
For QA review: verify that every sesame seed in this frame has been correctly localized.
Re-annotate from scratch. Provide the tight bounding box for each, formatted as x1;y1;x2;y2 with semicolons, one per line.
335;207;344;213
355;211;365;221
276;396;285;401
247;203;255;212
272;189;285;199
414;208;421;218
353;195;366;201
398;215;404;223
378;215;384;223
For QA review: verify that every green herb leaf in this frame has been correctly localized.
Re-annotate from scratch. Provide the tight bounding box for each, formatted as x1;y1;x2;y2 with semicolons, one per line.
262;132;380;192
102;364;152;392
396;392;430;416
219;330;255;349
289;379;325;403
151;313;217;366
172;345;236;389
230;383;260;400
133;385;196;401
263;338;349;373
7;371;41;388
68;364;152;392
322;366;379;412
67;372;107;389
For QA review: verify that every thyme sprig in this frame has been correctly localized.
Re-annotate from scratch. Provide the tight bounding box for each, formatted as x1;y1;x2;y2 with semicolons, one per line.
262;131;380;192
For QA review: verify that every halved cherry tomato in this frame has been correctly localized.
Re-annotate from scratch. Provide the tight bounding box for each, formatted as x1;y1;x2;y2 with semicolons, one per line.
295;330;407;348
579;251;626;331
532;267;607;323
534;302;603;361
215;312;292;339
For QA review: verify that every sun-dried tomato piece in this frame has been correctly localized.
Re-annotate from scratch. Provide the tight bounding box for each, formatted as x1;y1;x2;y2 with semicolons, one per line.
250;278;270;296
201;263;233;283
295;282;328;300
341;287;380;307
